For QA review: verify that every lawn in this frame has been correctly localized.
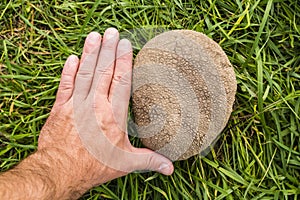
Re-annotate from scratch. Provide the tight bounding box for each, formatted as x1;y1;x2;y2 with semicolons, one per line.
0;0;299;199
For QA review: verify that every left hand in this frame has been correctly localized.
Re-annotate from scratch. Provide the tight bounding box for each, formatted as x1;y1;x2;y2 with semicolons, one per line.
37;28;173;198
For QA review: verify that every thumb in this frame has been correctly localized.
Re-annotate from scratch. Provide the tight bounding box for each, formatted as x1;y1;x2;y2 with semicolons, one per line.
131;147;174;175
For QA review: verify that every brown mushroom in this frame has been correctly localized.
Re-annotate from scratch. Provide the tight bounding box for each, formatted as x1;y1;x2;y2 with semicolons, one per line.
131;30;237;160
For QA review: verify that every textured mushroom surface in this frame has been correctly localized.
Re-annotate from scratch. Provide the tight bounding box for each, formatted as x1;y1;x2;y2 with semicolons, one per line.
132;30;237;160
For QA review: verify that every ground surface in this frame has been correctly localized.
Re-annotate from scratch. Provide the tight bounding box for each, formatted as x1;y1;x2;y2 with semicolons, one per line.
0;0;299;199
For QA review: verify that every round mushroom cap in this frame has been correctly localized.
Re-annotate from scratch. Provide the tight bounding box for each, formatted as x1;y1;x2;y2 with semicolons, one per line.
132;30;237;160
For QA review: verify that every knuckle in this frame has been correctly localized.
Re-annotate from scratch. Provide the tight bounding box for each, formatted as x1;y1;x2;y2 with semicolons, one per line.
102;43;117;51
113;75;130;85
59;77;74;91
96;68;113;76
104;46;116;52
145;154;155;170
77;70;93;79
59;82;73;91
96;64;114;77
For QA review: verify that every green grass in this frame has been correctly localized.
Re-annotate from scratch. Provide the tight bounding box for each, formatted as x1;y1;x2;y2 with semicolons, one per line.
0;0;299;199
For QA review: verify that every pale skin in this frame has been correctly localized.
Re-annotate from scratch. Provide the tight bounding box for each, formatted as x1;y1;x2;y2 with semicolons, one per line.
0;28;174;200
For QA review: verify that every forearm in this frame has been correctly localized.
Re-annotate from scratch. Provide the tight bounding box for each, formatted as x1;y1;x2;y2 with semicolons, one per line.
0;152;55;199
0;150;88;200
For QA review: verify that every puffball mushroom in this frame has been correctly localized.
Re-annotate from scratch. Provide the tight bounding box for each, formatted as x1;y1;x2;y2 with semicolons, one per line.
131;30;237;160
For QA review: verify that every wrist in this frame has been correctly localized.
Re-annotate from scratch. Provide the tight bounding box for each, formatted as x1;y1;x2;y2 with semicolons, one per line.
31;148;90;199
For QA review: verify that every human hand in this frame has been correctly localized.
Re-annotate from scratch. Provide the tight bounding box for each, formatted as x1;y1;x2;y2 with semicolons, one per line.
36;28;173;198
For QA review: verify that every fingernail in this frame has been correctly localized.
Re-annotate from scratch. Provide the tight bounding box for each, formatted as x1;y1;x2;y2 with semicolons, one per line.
70;55;77;62
68;55;78;65
120;39;131;48
158;163;170;174
87;32;100;43
105;28;118;40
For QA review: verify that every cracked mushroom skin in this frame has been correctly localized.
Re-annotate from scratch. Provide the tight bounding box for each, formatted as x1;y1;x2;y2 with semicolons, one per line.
132;30;237;161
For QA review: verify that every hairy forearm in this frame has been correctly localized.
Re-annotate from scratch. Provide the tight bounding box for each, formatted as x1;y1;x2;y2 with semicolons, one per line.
0;150;88;200
0;153;55;199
